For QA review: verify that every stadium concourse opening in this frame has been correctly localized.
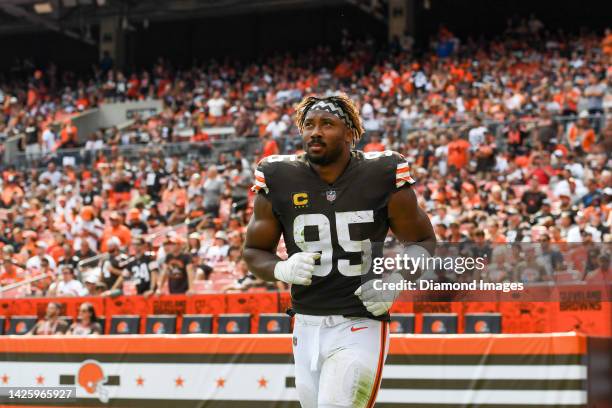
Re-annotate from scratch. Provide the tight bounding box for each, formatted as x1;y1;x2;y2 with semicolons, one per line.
0;0;611;406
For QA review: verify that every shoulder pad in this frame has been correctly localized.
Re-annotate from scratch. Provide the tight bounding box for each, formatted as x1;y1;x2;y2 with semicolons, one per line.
251;154;303;195
360;150;415;188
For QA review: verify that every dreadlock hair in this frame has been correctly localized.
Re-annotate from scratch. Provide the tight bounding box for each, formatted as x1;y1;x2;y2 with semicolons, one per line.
294;93;365;147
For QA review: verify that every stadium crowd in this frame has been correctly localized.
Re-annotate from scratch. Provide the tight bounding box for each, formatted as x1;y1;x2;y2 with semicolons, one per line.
0;20;611;300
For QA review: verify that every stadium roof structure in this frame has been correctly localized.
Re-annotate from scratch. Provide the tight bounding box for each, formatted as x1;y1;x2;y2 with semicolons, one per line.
0;0;346;42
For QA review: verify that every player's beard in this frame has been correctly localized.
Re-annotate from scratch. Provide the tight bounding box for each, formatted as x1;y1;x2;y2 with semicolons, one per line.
305;142;343;166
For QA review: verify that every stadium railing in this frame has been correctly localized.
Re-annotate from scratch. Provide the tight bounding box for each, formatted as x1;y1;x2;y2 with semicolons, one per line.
3;137;261;169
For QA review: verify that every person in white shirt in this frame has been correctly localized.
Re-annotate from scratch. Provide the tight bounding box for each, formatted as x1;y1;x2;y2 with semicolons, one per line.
434;134;449;175
265;118;288;139
42;127;56;154
71;206;104;253
468;118;487;151
201;231;230;264
26;241;57;272
206;90;227;118
566;215;602;242
48;265;88;297
38;162;62;186
430;205;455;227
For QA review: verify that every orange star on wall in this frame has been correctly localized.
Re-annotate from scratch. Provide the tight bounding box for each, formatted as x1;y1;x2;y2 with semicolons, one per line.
136;376;145;386
36;375;44;385
175;376;185;387
257;376;268;389
1;374;8;384
216;378;226;388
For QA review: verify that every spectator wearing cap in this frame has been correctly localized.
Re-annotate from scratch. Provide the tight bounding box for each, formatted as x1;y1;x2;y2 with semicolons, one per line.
48;265;87;297
71;206;104;254
100;212;131;253
85;275;107;296
99;236;129;295
26;240;56;271
187;173;203;200
202;231;230;264
159;235;194;295
126;208;148;237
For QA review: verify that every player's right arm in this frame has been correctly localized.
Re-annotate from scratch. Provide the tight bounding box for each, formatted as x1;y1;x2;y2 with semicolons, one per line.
243;194;317;285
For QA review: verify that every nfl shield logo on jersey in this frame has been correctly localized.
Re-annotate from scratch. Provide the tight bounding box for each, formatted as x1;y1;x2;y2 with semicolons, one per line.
326;190;337;203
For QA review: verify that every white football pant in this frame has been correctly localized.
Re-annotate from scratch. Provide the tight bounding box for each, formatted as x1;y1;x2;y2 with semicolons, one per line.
292;314;389;408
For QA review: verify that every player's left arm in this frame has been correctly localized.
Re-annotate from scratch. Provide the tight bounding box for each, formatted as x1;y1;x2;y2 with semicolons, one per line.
388;186;436;255
355;186;436;316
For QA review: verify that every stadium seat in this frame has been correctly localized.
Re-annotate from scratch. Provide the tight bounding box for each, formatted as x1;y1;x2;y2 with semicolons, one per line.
145;315;177;334
97;316;106;334
390;313;415;334
0;316;5;335
218;314;251;334
464;313;502;334
8;316;38;335
110;315;141;335
258;313;291;334
181;314;213;334
422;313;458;334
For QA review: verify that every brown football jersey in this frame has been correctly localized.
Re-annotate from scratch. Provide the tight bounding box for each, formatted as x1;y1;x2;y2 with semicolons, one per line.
252;150;415;319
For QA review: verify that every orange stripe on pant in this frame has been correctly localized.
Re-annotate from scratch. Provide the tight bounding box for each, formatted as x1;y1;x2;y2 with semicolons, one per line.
366;321;388;408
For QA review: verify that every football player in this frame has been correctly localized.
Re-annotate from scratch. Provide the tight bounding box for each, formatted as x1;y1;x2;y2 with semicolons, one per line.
243;94;435;408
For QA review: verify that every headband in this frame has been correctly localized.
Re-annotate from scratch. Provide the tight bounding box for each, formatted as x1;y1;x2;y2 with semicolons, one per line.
306;100;354;130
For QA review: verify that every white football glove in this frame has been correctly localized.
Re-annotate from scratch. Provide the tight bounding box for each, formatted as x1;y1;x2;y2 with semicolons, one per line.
354;272;404;316
274;252;321;286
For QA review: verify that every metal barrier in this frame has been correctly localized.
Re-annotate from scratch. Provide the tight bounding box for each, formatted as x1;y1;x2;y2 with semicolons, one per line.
0;274;47;295
3;112;608;168
3;137;261;169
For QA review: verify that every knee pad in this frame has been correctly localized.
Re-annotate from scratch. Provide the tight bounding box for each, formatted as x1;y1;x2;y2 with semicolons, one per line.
319;352;376;408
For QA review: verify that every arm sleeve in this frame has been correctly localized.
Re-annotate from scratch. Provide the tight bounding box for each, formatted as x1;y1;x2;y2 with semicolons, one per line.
250;161;270;196
393;152;416;190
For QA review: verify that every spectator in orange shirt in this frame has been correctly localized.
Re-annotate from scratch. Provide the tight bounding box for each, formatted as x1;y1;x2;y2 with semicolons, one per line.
58;120;78;149
603;28;612;55
261;134;279;159
0;245;24;285
100;212;132;253
447;133;471;170
363;134;386;152
566;112;596;153
1;175;24;207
